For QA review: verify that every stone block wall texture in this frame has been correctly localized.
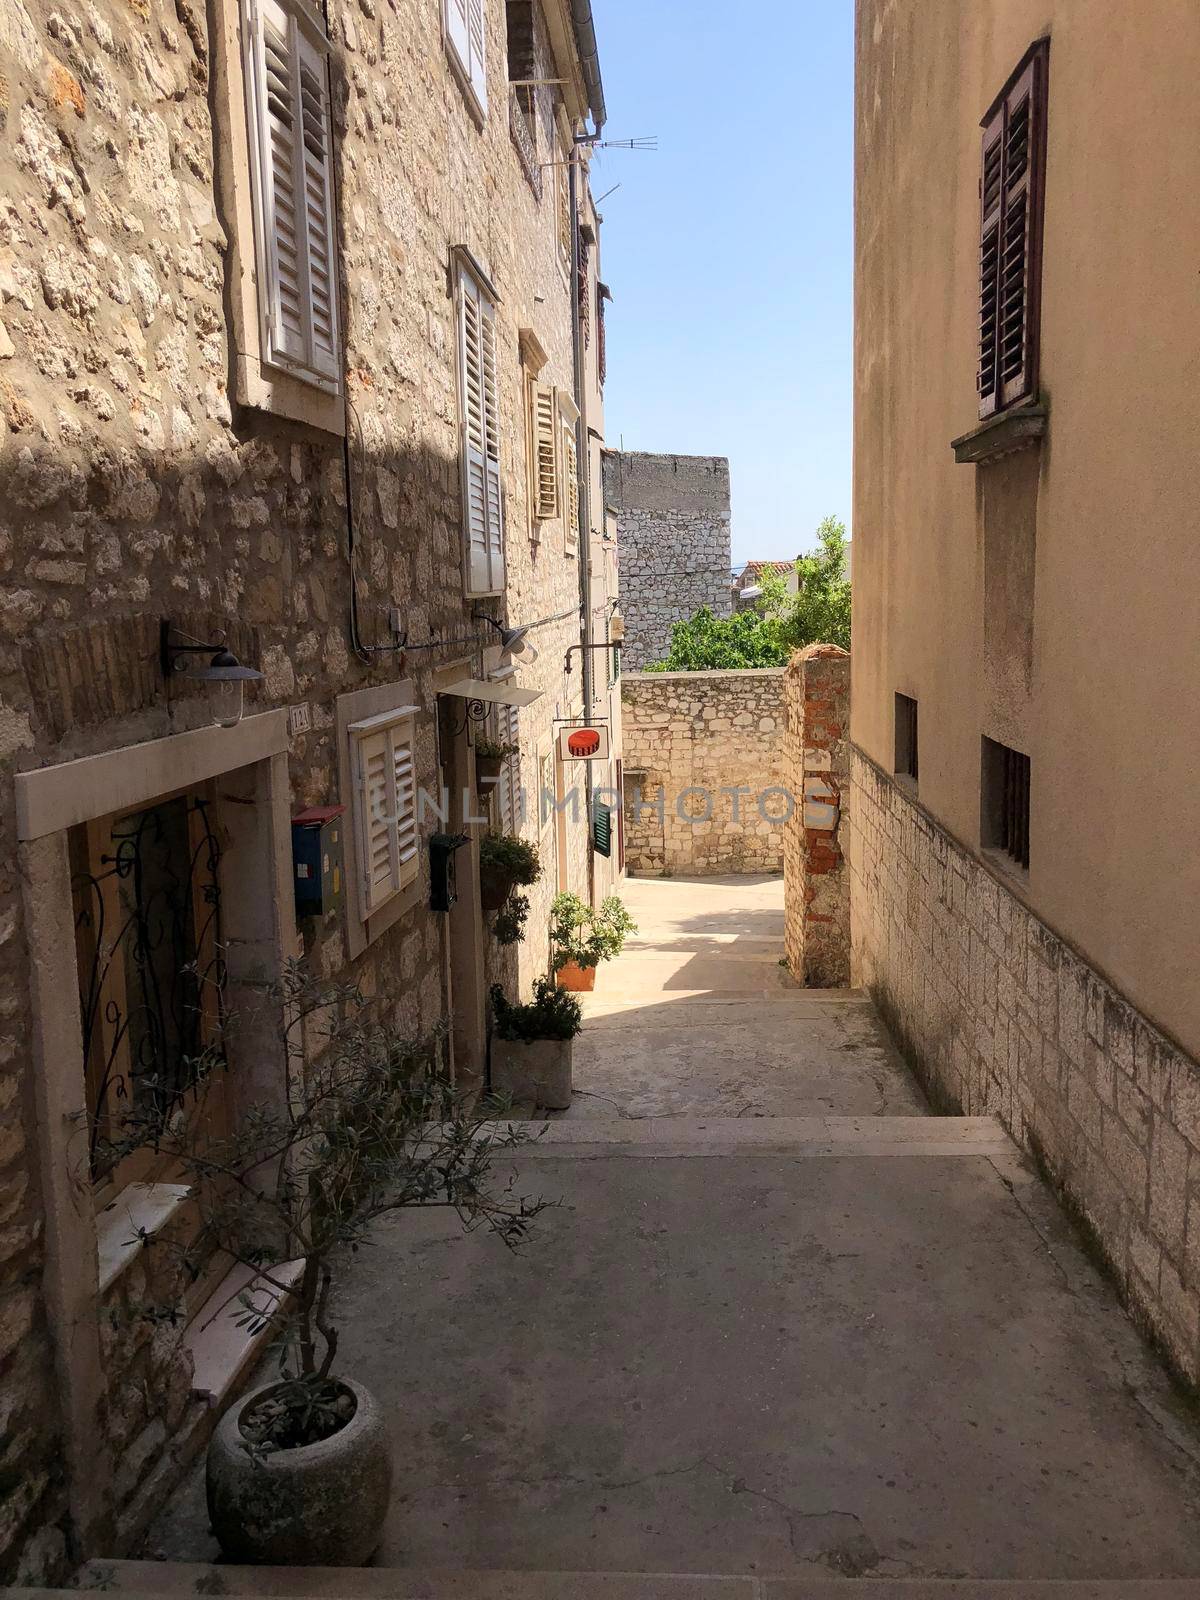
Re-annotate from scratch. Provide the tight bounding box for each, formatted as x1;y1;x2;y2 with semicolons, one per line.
0;0;598;1574
603;451;731;671
783;645;850;988
851;752;1200;1386
621;670;788;877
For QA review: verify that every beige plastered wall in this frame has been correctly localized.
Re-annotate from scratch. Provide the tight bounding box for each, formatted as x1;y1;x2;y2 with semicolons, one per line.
853;0;1200;1057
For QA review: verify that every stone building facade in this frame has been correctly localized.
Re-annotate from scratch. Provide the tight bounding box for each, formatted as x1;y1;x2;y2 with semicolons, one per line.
602;451;731;670
620;669;788;877
854;2;1200;1381
0;0;612;1576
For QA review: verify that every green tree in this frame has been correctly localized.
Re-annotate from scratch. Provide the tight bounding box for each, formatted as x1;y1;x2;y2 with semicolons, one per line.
647;515;851;671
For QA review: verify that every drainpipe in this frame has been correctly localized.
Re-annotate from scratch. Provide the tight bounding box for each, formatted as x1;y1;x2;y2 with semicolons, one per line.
569;143;596;903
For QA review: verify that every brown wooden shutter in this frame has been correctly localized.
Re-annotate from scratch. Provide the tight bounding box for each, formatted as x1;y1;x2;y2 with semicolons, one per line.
977;39;1048;419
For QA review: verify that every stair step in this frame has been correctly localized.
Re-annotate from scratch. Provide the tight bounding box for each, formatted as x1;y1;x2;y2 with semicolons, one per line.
67;1563;1200;1599
481;1114;1012;1157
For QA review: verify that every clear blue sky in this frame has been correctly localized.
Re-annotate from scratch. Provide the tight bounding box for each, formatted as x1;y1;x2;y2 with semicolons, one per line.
591;0;853;567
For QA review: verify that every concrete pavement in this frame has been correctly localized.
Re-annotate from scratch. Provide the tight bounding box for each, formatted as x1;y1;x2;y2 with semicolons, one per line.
141;875;1200;1584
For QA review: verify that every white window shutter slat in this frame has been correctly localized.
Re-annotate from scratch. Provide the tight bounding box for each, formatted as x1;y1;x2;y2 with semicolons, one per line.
391;722;419;886
250;0;307;366
353;728;399;913
563;426;579;555
444;0;471;83
294;26;339;381
459;268;503;596
532;383;558;519
466;0;487;110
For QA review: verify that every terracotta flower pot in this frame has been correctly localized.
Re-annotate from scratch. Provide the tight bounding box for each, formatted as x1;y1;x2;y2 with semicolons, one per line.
479;863;515;911
555;959;596;992
491;1037;573;1110
207;1377;392;1566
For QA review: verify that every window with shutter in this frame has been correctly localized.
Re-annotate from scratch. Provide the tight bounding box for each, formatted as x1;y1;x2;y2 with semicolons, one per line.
555;138;572;266
530;381;559;521
495;704;519;833
245;0;340;391
978;39;1049;419
443;0;487;116
562;424;580;555
350;711;419;915
457;265;505;596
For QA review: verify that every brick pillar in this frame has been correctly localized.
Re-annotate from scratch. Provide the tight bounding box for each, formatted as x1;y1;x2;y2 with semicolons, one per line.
783;643;850;987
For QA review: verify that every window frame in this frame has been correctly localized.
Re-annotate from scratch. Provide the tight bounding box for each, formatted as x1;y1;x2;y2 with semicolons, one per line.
443;0;487;120
455;259;506;597
242;0;342;394
894;692;919;788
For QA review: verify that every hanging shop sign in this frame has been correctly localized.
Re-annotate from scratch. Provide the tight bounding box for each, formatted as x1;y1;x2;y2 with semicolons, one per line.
558;723;611;762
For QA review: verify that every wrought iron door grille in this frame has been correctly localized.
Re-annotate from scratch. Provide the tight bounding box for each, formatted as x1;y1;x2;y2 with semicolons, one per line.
72;792;228;1177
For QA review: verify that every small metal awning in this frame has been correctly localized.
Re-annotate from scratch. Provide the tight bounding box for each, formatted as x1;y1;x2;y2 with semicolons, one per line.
438;677;544;708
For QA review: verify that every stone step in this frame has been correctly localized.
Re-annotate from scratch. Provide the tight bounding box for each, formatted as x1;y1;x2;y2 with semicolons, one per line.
481;1114;1012;1157
67;1564;1200;1599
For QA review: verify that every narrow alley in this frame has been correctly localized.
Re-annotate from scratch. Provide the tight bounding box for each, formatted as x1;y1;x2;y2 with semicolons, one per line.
123;877;1200;1593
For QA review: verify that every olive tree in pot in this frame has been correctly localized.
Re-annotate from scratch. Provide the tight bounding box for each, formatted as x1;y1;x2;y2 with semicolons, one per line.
106;966;545;1566
550;892;637;992
478;831;541;913
490;978;582;1110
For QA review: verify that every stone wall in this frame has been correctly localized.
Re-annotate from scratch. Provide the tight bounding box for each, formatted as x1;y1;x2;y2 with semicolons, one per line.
0;0;600;1574
603;452;731;671
851;750;1200;1387
783;645;850;988
620;670;788;877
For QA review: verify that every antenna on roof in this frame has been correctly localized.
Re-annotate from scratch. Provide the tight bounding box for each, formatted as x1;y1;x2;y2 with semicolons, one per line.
576;133;658;151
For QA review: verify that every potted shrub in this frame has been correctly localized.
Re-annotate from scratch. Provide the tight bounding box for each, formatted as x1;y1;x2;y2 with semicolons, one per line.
490;977;582;1111
478;831;541;912
550;891;637;992
104;966;545;1566
474;736;518;795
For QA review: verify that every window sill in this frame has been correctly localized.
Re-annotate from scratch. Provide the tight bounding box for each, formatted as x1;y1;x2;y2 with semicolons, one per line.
183;1257;305;1404
951;402;1047;465
96;1181;193;1295
234;351;345;438
981;845;1030;887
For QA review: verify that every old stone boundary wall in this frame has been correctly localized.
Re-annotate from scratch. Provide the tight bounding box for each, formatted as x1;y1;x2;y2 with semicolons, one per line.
603;452;731;671
782;645;850;988
620;670;787;876
851;751;1200;1386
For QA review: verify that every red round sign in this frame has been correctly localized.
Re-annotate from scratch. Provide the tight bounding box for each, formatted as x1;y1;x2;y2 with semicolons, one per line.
567;728;602;757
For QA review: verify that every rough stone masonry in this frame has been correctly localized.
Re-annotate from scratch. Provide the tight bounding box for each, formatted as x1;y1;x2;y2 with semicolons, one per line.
603;451;731;670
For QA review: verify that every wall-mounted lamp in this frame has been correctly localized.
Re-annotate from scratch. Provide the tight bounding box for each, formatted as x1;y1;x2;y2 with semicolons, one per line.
161;622;264;728
473;611;540;665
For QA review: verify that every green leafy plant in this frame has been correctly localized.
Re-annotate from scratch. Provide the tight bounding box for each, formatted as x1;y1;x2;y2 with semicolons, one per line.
478;832;542;885
96;966;546;1456
474;737;519;761
492;892;530;946
549;892;636;972
490;977;583;1042
647;515;851;670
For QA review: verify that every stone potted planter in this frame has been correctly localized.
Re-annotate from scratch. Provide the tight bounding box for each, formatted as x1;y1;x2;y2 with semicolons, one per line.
104;968;547;1566
490;977;583;1111
474;736;517;798
479;831;542;913
208;1377;390;1565
550;891;637;995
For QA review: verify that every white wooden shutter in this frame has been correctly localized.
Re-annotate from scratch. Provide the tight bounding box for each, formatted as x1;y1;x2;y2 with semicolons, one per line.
444;0;486;112
295;25;339;381
497;705;519;833
247;0;339;388
563;425;580;555
351;712;418;914
458;267;504;596
531;382;559;520
352;727;398;913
